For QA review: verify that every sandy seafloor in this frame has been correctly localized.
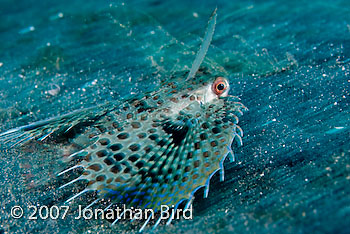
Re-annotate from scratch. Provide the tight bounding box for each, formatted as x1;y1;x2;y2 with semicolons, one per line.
0;0;349;233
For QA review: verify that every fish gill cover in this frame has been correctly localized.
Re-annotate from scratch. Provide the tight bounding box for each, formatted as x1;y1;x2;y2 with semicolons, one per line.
0;0;349;234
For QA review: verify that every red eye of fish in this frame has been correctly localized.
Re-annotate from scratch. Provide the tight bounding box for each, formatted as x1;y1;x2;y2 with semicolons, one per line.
212;77;228;95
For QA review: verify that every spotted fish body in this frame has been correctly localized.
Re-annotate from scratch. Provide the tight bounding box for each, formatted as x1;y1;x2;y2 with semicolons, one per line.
65;73;246;210
0;9;247;230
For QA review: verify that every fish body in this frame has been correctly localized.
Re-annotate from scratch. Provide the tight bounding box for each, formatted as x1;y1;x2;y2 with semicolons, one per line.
0;9;247;230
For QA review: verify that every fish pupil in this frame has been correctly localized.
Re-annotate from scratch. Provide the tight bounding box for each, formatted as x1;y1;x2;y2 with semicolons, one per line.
217;83;225;90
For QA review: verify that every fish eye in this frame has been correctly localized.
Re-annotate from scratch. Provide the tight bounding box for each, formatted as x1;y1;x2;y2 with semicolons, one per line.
212;77;228;96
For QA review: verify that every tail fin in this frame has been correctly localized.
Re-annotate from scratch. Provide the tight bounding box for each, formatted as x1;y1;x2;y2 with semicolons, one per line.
0;102;115;148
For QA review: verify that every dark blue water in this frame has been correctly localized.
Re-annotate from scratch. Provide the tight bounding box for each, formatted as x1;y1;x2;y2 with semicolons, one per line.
0;0;349;233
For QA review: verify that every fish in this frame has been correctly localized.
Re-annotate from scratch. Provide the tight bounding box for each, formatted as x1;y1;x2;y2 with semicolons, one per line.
0;9;247;231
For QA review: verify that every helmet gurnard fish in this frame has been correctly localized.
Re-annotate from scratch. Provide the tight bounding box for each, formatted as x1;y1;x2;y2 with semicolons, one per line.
0;9;247;231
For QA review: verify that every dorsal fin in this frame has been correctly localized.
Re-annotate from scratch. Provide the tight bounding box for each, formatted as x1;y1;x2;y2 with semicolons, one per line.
186;8;217;81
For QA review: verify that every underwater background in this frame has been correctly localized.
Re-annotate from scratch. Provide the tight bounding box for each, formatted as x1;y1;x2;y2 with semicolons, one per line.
0;0;349;233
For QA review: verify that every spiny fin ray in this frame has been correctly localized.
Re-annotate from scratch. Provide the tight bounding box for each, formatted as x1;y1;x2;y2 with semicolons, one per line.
186;8;217;81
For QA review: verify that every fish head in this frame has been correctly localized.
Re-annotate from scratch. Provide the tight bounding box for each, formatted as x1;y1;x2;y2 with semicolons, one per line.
158;73;242;122
191;76;230;103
